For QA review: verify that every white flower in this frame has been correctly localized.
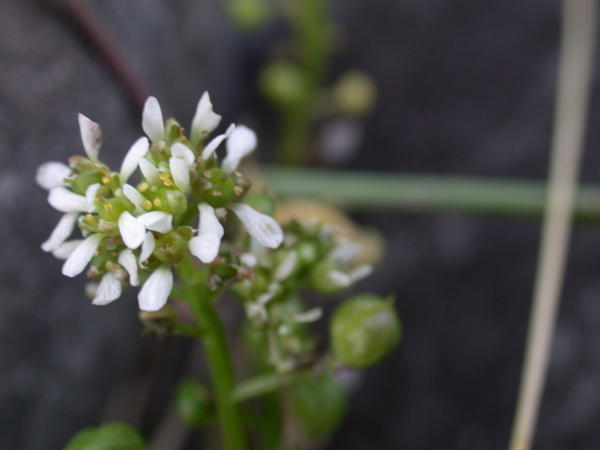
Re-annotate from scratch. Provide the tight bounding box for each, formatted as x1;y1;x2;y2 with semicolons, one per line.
120;137;149;183
292;307;323;323
274;250;297;280
51;239;83;260
62;233;102;277
201;124;235;160
142;96;165;142
231;203;283;248
118;248;139;286
169;143;195;192
327;264;373;289
47;183;98;213
122;184;146;211
140;231;156;263
190;91;222;145
189;203;224;263
118;210;173;249
78;113;102;160
138;265;173;311
36;162;71;190
41;212;79;252
92;272;122;306
118;211;146;249
222;125;257;173
139;159;160;185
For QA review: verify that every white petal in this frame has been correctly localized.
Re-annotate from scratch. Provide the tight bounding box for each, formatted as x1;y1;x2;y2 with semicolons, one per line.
92;273;122;306
201;124;235;160
190;91;222;145
138;266;173;311
240;253;257;267
118;248;139;286
328;270;351;288
85;183;100;212
36;162;71;190
171;143;196;166
231;203;283;248
78;113;102;160
118;211;146;249
137;211;172;233
139;159;160;184
189;203;224;263
222;125;257;172
41;212;79;252
274;250;297;280
142;96;164;142
292;307;323;323
329;242;360;264
120;137;149;182
52;239;83;260
48;187;88;213
62;233;102;277
169;157;190;192
348;264;373;283
140;231;155;262
122;184;146;210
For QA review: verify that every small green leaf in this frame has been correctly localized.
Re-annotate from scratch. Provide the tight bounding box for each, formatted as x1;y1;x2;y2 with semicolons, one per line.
64;422;145;450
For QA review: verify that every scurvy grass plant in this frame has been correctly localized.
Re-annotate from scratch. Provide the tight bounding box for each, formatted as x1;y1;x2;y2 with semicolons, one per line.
37;94;400;449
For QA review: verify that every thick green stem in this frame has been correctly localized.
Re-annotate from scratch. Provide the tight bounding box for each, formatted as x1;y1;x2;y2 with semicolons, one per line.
189;288;247;450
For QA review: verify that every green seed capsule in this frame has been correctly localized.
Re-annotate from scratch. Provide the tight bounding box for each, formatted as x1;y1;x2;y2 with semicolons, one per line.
331;294;401;368
154;230;189;264
308;260;345;294
202;168;236;208
290;375;347;438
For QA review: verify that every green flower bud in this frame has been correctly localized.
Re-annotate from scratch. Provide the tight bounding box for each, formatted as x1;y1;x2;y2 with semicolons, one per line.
260;61;307;109
227;0;270;30
70;170;103;195
290;375;347;438
202;168;236;208
332;71;377;117
174;379;212;427
308;260;345;294
331;294;401;368
166;189;188;214
154;230;190;264
296;241;319;267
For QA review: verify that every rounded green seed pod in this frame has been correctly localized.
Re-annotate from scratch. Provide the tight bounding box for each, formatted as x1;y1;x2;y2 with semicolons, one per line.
290;375;348;438
332;71;377;117
202;168;236;208
154;230;189;264
174;379;212;427
330;294;401;368
260;61;307;110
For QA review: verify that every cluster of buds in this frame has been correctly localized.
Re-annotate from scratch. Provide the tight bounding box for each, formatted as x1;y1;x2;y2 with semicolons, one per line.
232;220;373;371
37;93;283;311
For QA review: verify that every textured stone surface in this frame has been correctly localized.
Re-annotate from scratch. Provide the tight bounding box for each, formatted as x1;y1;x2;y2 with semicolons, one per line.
3;0;600;449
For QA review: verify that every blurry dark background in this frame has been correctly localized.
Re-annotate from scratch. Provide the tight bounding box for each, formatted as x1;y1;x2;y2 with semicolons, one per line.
3;0;600;449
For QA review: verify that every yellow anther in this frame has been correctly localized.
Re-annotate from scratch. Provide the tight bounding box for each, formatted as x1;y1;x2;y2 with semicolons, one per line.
85;214;97;225
105;261;118;271
101;176;111;184
212;190;222;197
153;198;162;207
234;171;242;177
163;180;173;187
103;203;113;212
139;182;149;193
159;173;170;181
143;200;153;210
203;170;212;178
234;186;243;196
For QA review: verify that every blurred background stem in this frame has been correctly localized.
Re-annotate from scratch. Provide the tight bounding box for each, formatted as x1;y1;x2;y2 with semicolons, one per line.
265;168;600;223
509;1;596;449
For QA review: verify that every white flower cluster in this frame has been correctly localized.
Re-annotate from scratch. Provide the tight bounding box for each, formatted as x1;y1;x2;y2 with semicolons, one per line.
37;93;283;311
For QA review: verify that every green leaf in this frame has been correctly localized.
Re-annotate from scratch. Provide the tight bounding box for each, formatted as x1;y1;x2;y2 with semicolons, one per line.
64;422;146;450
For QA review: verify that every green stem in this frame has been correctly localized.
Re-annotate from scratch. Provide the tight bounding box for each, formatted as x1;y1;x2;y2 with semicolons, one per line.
189;286;248;450
264;167;600;223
